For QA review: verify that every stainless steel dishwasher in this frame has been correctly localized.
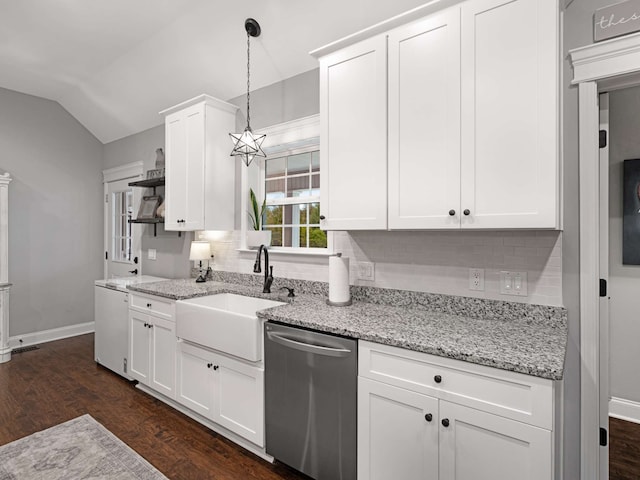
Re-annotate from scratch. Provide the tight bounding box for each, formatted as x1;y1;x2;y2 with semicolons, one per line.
265;322;357;480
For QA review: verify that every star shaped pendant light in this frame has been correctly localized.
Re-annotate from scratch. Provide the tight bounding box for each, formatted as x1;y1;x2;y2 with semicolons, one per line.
230;18;266;167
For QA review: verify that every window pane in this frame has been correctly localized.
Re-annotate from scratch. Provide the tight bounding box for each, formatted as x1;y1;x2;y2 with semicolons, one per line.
309;202;321;224
266;178;285;201
267;226;283;247
264;205;283;227
312;174;320;190
266;157;286;178
309;227;327;248
311;151;320;172
287;152;311;175
287;176;310;198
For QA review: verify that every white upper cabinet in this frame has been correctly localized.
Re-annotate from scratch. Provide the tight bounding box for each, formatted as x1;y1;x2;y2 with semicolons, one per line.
161;95;238;232
460;0;559;229
388;9;462;229
319;35;388;230
314;0;560;231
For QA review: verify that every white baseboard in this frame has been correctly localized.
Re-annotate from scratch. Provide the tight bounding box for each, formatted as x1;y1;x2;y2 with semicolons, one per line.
609;396;640;424
8;322;94;350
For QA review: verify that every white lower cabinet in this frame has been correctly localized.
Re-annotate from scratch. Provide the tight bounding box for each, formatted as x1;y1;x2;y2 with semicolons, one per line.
128;293;177;400
128;309;176;399
438;402;552;480
177;340;265;447
358;341;555;480
358;377;439;480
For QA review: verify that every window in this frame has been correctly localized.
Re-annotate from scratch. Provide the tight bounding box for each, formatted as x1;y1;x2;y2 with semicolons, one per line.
112;190;134;262
263;149;327;249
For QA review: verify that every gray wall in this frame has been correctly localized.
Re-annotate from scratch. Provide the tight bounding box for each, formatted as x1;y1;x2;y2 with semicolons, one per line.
608;86;640;404
0;87;103;337
103;124;193;279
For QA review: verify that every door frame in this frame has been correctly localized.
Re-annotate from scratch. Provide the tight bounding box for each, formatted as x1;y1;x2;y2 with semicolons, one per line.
102;162;144;278
570;32;640;480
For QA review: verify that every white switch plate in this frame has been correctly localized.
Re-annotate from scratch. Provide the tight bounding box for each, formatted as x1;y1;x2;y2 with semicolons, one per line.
358;262;375;281
148;249;157;260
469;268;485;291
500;271;528;296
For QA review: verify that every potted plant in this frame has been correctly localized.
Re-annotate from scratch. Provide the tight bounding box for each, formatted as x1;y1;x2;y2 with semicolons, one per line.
246;188;271;248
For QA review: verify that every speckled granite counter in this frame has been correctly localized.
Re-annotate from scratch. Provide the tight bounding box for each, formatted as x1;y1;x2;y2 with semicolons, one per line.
128;278;567;381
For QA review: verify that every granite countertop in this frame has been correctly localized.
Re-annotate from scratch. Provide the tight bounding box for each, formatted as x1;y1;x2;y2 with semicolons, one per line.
128;278;567;381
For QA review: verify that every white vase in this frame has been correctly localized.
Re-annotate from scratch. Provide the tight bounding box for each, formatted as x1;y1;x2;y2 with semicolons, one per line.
247;230;272;248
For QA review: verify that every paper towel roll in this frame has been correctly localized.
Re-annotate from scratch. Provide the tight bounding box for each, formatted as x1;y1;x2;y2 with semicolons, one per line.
328;255;351;306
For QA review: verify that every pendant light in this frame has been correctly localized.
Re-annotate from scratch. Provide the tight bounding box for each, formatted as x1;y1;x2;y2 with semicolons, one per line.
229;18;266;167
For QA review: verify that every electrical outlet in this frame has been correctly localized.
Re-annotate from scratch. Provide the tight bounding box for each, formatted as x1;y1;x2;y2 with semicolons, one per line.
469;268;485;291
500;271;528;296
358;262;375;281
148;249;156;260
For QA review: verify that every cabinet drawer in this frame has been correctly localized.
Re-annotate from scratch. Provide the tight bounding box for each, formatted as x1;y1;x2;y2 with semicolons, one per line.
359;341;554;429
130;293;175;320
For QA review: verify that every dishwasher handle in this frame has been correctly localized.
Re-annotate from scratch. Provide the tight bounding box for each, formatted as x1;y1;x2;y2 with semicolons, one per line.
266;331;353;358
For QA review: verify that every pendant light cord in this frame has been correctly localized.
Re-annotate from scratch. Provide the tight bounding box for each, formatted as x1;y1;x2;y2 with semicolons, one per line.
246;31;251;131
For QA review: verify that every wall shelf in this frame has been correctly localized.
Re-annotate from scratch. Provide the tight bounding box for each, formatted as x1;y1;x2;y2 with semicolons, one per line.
128;178;175;236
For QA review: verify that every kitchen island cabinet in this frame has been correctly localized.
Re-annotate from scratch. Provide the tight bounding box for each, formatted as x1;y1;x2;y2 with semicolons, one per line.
314;0;560;231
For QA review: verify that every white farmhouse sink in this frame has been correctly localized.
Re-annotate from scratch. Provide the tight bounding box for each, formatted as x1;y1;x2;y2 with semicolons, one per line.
176;293;285;362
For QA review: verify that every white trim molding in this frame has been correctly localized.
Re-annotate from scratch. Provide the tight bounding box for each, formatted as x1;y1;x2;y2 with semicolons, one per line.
260;114;319;156
103;161;144;183
0;171;11;363
610;397;640;424
8;322;94;350
571;31;640;85
570;32;640;480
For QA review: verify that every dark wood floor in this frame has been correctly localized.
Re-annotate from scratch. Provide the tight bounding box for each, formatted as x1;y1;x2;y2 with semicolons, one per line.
610;416;640;480
0;334;309;480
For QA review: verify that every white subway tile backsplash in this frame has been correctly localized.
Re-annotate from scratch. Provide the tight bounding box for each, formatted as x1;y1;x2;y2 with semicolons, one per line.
202;229;563;307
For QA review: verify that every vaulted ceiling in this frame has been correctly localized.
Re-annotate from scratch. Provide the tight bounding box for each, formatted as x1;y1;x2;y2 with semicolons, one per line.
0;0;433;143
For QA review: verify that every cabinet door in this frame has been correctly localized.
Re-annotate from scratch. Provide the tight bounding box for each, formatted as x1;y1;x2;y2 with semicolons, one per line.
388;8;461;230
439;401;552;480
460;0;559;229
165;103;205;231
212;354;264;447
149;316;176;399
358;377;439;480
319;35;388;230
128;310;150;384
176;341;215;419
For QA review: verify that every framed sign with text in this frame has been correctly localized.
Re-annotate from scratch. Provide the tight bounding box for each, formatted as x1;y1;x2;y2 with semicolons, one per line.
595;0;640;42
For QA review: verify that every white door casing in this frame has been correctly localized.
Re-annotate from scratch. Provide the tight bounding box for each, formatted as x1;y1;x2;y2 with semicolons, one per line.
103;162;143;279
569;30;640;480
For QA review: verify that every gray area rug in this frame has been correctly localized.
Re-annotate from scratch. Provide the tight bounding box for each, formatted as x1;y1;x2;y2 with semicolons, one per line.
0;414;167;479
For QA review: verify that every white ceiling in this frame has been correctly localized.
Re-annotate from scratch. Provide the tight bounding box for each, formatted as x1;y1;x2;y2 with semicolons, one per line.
0;0;433;144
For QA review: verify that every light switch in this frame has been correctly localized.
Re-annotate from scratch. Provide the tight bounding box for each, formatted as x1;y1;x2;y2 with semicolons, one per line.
500;271;527;296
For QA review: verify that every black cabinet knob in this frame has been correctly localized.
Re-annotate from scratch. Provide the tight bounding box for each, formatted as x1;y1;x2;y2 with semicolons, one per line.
448;210;455;216
442;418;450;427
319;215;326;220
425;413;433;422
143;322;148;327
434;375;442;384
207;363;213;369
463;209;470;216
147;303;152;308
213;365;219;371
148;323;153;329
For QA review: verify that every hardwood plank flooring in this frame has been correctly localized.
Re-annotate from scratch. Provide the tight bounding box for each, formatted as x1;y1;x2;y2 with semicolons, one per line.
610;416;640;480
0;334;309;480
